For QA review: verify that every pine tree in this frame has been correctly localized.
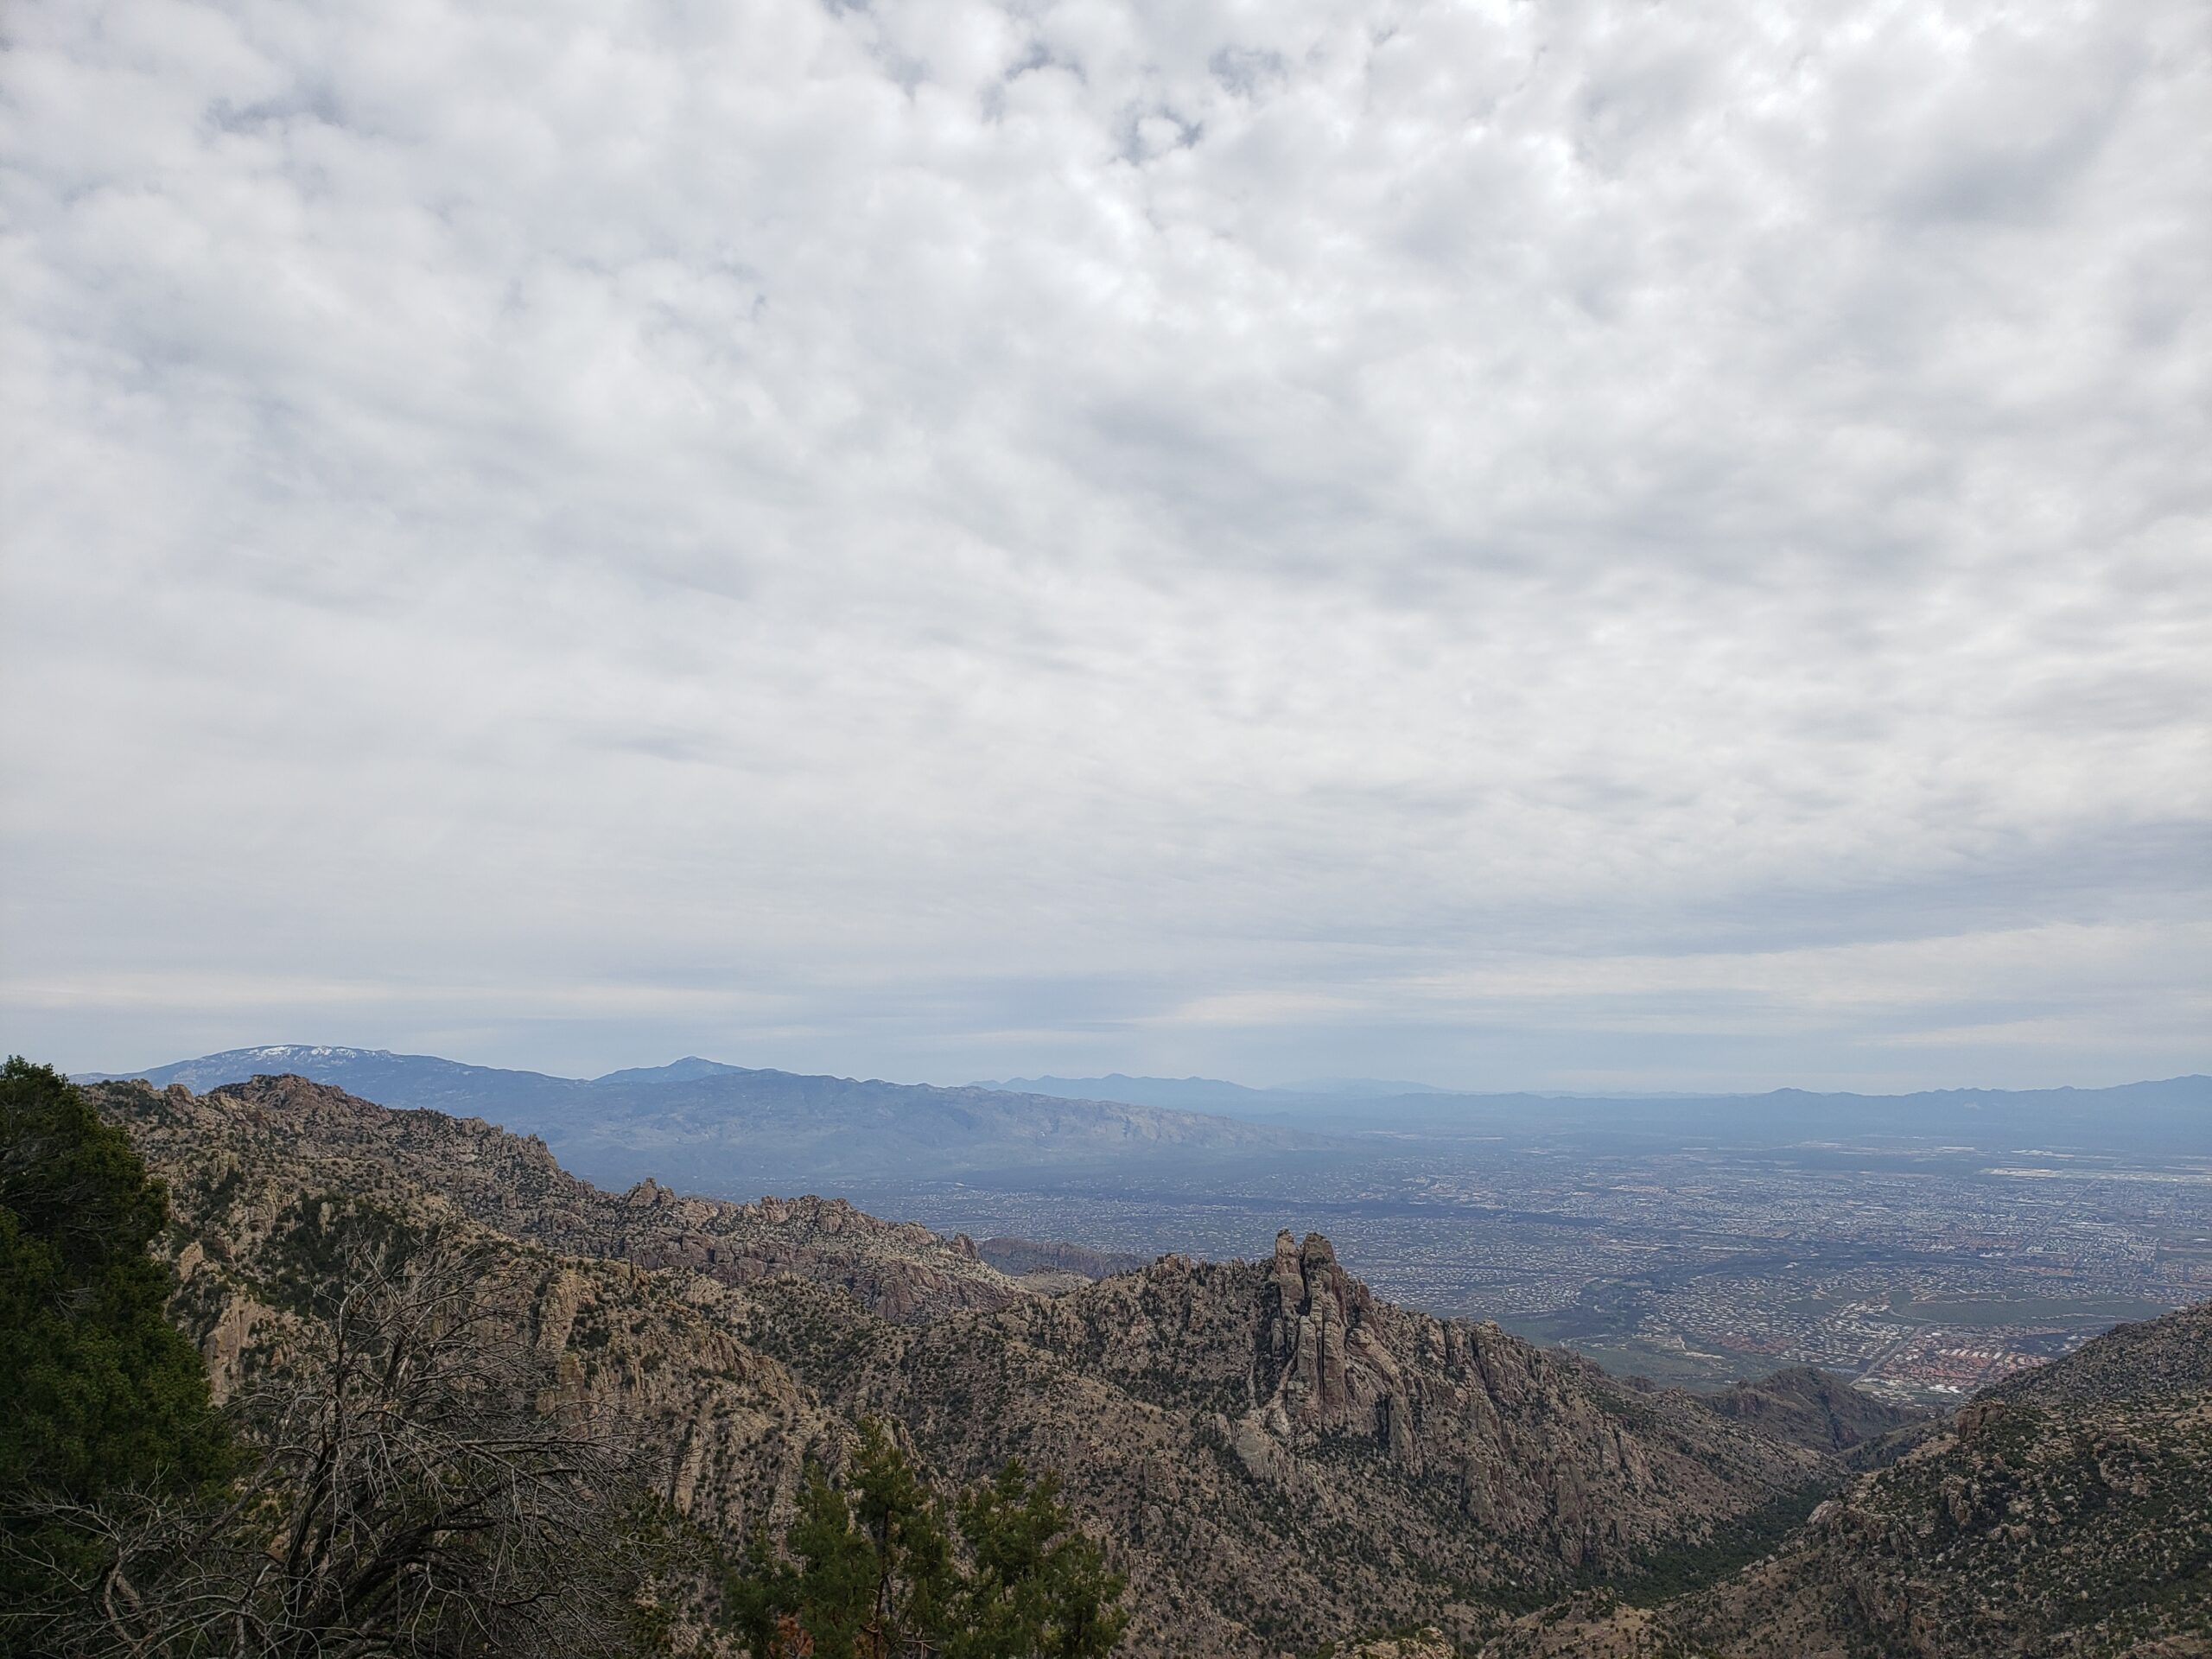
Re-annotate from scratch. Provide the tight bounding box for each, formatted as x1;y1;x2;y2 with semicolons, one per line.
728;1421;1126;1658
0;1058;230;1651
950;1460;1126;1659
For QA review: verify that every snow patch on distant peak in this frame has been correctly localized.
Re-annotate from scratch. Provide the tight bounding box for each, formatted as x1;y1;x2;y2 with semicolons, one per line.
246;1045;393;1060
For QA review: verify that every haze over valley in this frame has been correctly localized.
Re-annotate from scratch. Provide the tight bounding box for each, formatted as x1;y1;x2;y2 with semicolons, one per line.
88;1045;2212;1409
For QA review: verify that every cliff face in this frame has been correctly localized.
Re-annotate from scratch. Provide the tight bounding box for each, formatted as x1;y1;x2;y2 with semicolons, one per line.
1240;1226;1793;1529
92;1079;849;1641
90;1074;1890;1658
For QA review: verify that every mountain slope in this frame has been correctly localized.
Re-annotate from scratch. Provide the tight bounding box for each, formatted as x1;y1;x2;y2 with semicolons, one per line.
1669;1300;2212;1657
87;1074;1852;1657
103;1073;1021;1323
740;1232;1834;1652
975;1073;1300;1117
1700;1366;1922;1454
83;1076;849;1644
556;1069;1332;1188
969;1072;1454;1122
592;1056;755;1086
79;1043;587;1116
1483;1302;2212;1657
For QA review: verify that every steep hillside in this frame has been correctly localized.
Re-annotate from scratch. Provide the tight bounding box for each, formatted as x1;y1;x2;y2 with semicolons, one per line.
87;1074;1857;1657
83;1079;849;1641
1698;1365;1922;1454
741;1231;1830;1653
1664;1300;2212;1657
1984;1298;2212;1409
1457;1306;2212;1658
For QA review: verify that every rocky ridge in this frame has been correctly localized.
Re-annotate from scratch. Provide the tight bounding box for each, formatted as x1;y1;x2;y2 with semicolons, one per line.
1700;1365;1921;1454
92;1073;1945;1656
89;1079;850;1644
740;1230;1834;1651
118;1072;1021;1322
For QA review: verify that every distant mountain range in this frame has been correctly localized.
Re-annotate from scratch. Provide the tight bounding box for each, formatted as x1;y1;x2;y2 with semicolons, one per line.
85;1047;2212;1197
80;1045;1334;1194
976;1069;2212;1153
974;1072;1309;1118
1363;1076;2212;1154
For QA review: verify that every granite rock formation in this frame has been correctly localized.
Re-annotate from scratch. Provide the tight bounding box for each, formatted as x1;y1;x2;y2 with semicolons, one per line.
88;1072;2005;1657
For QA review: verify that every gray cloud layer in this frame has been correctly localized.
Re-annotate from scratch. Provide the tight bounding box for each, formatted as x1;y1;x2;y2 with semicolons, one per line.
3;0;2207;1089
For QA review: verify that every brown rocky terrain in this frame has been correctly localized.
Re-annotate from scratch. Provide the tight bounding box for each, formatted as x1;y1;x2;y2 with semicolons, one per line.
86;1081;847;1658
976;1234;1154;1281
1458;1305;2212;1658
732;1230;1837;1652
114;1072;1023;1322
89;1072;1945;1656
1662;1300;2212;1658
1699;1364;1921;1454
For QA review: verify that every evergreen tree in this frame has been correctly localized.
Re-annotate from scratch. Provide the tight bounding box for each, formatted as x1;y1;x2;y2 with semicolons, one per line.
950;1461;1126;1659
728;1421;1125;1658
0;1058;229;1648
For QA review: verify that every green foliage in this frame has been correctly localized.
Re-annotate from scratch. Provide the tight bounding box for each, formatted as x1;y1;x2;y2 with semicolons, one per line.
950;1460;1126;1659
728;1419;1127;1658
728;1421;956;1659
0;1058;229;1648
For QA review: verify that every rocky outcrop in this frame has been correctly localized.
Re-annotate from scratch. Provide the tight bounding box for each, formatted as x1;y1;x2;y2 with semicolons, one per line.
90;1075;1952;1658
744;1230;1832;1651
1229;1229;1791;1567
99;1083;847;1559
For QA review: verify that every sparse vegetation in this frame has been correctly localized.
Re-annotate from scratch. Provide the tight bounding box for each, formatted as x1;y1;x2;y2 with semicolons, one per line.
8;1219;650;1656
11;1065;2207;1657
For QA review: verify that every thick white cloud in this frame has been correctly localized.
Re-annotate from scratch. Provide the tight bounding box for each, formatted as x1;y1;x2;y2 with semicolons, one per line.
3;0;2206;1089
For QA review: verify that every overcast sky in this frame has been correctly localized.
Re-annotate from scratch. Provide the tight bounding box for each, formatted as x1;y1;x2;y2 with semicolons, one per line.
3;0;2207;1091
